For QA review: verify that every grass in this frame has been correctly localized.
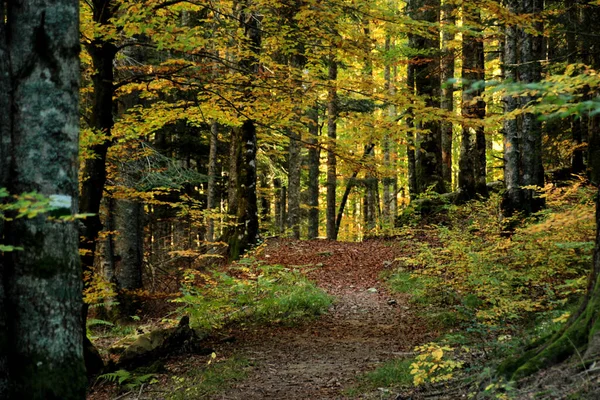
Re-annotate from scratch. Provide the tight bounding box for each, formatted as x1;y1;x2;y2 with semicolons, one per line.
168;356;249;399
347;358;414;396
173;262;334;331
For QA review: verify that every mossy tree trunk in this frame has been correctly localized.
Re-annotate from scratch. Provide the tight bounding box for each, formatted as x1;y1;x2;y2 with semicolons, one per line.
0;0;87;397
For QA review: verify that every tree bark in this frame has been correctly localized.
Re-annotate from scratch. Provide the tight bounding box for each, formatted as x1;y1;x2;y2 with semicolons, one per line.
501;0;545;218
0;2;10;394
206;121;219;242
411;0;444;195
406;57;418;199
501;0;523;218
1;1;87;397
114;199;144;318
440;0;455;188
458;5;488;201
222;3;260;259
335;144;376;239
307;106;320;239
519;0;545;210
326;57;338;240
383;34;395;226
287;130;301;239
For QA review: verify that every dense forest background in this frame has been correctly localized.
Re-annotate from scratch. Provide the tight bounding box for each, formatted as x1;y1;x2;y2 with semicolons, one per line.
2;0;600;398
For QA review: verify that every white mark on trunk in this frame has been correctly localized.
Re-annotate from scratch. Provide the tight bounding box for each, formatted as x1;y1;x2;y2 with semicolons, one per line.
49;194;72;210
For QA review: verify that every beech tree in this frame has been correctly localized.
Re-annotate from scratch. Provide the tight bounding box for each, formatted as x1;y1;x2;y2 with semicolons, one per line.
0;0;86;398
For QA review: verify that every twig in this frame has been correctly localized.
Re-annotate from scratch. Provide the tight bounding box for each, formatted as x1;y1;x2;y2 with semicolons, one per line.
136;383;145;399
113;391;133;400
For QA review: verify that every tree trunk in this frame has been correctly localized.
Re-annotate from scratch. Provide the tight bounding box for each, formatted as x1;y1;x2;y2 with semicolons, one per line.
335;144;376;239
501;0;523;218
78;0;117;375
222;4;260;259
307;106;320;239
114;199;144;318
274;178;284;234
206;121;219;242
287;130;301;239
411;0;444;195
458;5;488;201
225;121;258;260
0;2;10;394
406;57;418;198
440;0;455;188
502;0;545;218
326;57;338;240
519;0;545;211
1;1;87;397
383;37;393;224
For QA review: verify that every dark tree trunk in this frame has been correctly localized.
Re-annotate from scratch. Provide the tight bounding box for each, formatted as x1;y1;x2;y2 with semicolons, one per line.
411;0;444;194
1;1;87;397
206;121;219;242
225;121;258;260
78;0;117;376
502;0;521;217
114;199;144;318
326;58;338;240
0;2;9;394
274;178;284;234
335;144;375;239
520;0;545;210
440;0;455;188
501;0;545;218
458;5;488;201
307;107;320;239
288;130;301;239
222;4;260;259
382;34;396;225
406;59;418;199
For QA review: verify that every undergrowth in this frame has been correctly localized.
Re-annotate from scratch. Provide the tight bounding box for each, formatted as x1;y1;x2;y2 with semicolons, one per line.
172;255;333;331
370;182;596;396
168;356;249;399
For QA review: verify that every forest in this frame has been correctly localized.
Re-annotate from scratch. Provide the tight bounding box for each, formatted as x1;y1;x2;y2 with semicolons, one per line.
1;0;600;398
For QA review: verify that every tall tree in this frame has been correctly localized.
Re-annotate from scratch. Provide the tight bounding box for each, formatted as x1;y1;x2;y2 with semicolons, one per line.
0;0;86;397
206;121;219;242
440;0;456;188
224;2;260;259
458;3;488;201
326;56;338;240
0;1;10;394
307;106;320;239
411;0;444;195
501;0;545;218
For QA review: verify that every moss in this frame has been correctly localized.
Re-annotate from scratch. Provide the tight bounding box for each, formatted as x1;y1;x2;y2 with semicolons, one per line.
509;301;596;380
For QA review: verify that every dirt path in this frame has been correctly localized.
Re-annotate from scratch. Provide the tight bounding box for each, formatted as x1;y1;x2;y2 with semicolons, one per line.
211;239;434;399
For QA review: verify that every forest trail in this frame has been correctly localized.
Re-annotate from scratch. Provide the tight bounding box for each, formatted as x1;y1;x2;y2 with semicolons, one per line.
211;239;434;399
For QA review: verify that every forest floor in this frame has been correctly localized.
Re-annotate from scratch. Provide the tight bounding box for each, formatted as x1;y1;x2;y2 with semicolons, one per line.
209;238;436;399
88;237;442;400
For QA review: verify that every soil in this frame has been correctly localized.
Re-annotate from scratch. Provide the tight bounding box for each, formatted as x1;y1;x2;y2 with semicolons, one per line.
88;238;437;400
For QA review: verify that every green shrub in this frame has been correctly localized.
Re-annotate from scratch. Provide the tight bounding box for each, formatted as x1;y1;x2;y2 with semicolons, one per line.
173;262;333;330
